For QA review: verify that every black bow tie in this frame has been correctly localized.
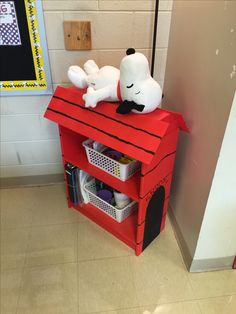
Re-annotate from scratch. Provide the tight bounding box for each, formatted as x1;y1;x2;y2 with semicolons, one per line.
116;100;145;114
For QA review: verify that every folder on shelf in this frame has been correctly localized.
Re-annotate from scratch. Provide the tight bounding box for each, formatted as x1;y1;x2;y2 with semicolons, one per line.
79;170;92;204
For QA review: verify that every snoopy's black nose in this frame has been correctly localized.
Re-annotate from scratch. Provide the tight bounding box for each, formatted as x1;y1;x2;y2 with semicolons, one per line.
126;48;136;55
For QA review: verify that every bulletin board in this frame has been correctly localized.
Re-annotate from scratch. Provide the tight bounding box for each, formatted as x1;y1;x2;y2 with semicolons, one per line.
0;0;52;96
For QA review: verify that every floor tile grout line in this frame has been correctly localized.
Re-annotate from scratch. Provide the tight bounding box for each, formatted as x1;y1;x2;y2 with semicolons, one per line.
196;300;204;314
15;222;34;314
77;255;140;313
185;267;236;302
77;262;80;314
189;293;236;302
19;221;78;268
6;261;77;272
0;182;64;190
138;292;236;309
76;222;79;263
2;254;134;271
14;266;25;314
185;264;200;299
136;294;236;314
76;222;79;314
79;305;141;314
127;255;142;309
74;291;236;314
23;224;34;269
14;261;79;314
78;253;134;264
10;263;236;313
1;219;89;231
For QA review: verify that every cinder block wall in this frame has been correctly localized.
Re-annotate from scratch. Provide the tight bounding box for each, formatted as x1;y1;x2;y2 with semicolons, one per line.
0;0;172;181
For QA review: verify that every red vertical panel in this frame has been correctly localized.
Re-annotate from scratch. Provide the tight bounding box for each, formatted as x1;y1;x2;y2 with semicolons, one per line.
136;222;145;244
140;130;179;197
137;197;149;225
135;243;143;256
140;155;176;198
160;198;169;232
59;126;73;208
163;173;173;200
141;130;179;175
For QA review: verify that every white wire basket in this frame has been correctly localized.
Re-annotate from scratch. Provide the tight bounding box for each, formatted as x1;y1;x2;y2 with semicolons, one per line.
82;139;140;181
84;179;137;223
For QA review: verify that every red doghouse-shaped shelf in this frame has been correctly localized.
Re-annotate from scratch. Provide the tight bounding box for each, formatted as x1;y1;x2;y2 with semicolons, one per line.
44;86;188;255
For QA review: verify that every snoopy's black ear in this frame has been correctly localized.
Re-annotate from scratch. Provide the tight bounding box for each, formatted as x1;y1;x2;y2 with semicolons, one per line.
126;48;136;55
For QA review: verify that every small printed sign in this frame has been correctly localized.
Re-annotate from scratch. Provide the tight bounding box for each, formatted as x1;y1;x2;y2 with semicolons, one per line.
0;1;21;45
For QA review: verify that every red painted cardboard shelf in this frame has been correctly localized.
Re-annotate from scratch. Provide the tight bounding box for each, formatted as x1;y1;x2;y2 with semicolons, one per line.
44;86;188;255
74;202;137;250
60;128;140;201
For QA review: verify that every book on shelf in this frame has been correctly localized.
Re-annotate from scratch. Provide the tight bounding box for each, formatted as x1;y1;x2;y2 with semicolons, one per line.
65;163;83;205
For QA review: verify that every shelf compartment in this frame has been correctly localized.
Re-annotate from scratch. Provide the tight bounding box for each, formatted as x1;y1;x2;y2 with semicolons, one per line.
84;179;137;223
83;138;140;182
74;202;137;250
60;126;140;201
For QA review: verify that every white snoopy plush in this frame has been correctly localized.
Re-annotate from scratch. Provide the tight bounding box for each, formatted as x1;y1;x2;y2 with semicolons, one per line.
68;48;162;114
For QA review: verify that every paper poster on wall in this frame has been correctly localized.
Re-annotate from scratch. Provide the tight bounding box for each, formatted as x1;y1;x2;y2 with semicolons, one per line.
0;0;52;96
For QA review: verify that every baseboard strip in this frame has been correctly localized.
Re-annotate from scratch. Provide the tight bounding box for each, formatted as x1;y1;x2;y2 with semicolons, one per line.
0;173;64;188
168;206;193;270
190;256;235;272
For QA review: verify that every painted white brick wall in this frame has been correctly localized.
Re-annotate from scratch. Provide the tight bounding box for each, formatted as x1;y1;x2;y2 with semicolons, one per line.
0;0;172;178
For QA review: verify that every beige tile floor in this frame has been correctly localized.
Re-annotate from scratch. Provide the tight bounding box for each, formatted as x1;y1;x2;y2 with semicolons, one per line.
0;184;235;314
